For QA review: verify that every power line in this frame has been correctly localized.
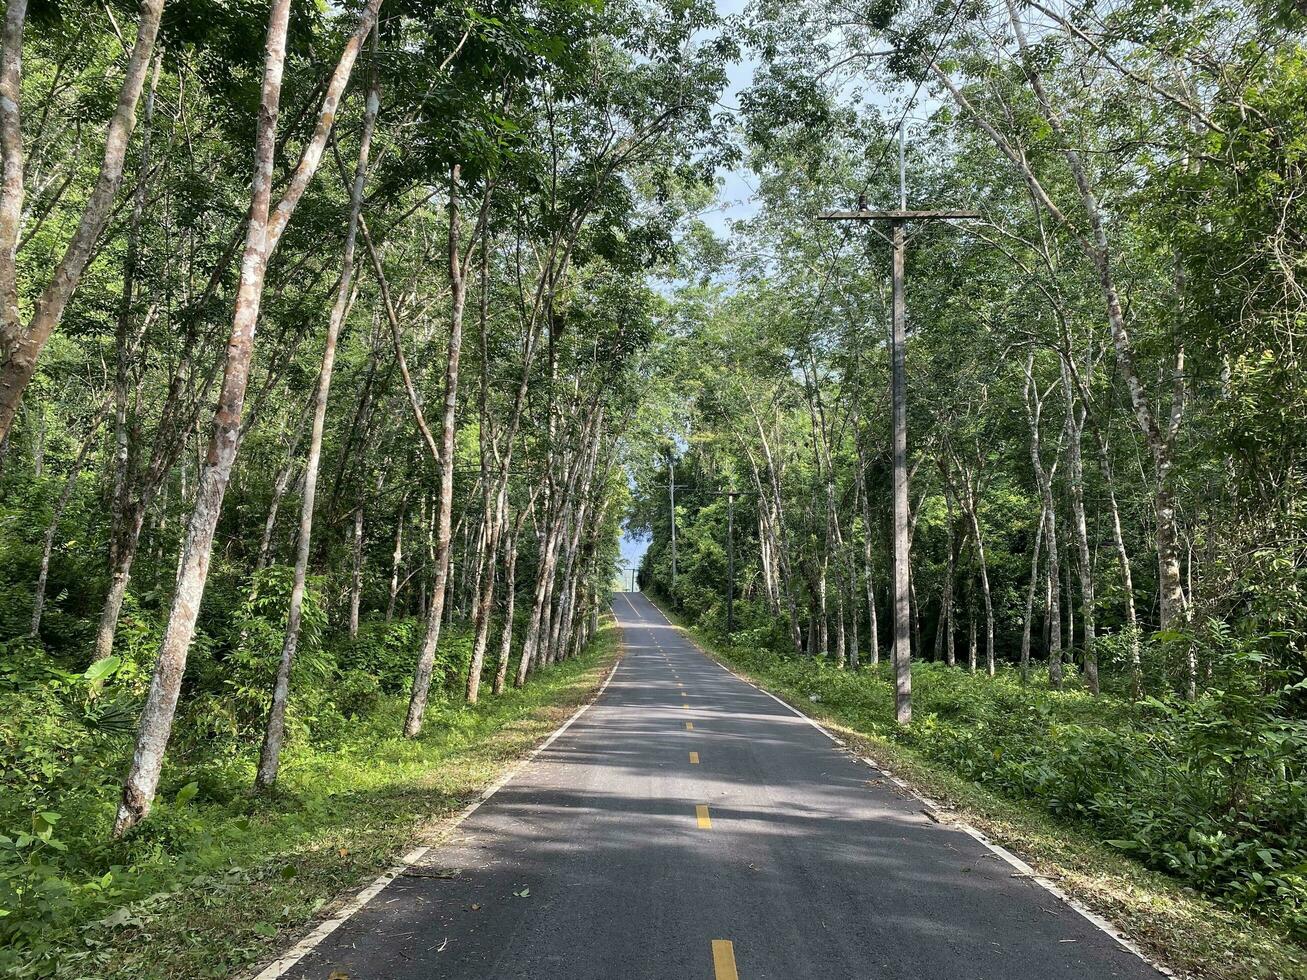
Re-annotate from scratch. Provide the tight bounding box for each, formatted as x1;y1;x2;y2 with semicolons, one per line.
855;0;971;208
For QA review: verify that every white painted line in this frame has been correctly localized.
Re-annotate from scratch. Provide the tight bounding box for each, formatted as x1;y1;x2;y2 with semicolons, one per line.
644;597;1171;979
248;648;624;979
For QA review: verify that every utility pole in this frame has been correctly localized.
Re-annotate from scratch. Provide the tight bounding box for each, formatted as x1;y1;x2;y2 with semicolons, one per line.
820;122;977;726
652;471;690;596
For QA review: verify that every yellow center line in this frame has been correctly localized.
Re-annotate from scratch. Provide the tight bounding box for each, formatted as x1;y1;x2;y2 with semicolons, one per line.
696;804;712;829
685;721;694;730
689;751;699;764
682;703;690;709
712;940;738;980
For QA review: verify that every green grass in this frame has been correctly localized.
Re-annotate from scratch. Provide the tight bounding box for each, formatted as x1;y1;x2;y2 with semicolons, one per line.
647;598;1307;980
3;623;621;979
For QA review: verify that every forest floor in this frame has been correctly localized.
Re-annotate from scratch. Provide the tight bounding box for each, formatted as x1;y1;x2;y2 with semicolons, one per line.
645;597;1307;980
8;625;621;980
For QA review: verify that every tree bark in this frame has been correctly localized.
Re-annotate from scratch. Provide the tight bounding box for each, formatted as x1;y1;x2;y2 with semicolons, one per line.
386;503;405;621
1023;354;1062;688
1091;423;1142;696
938;469;956;667
855;433;879;667
0;0;168;441
256;49;379;788
492;505;529;696
404;163;469;738
113;0;383;837
1021;506;1046;682
349;503;364;638
516;407;601;686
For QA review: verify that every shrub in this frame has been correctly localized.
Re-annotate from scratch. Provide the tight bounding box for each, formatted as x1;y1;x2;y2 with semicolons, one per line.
708;625;1307;940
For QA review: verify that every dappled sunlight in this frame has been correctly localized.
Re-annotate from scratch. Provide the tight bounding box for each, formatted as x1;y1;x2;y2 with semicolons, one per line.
280;600;1161;980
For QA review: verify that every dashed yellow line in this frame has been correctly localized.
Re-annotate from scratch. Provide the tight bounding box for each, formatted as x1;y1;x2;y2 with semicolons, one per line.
712;940;738;979
696;804;712;829
689;751;699;764
685;721;693;730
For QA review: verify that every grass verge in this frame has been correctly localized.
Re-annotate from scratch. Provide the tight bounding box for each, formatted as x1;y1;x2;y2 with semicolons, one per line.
645;596;1306;980
41;623;620;980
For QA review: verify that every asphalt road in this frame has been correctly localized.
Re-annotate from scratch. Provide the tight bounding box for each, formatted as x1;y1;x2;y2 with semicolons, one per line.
277;591;1163;980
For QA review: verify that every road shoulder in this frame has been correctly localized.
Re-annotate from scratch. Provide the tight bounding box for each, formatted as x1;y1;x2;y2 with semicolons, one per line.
643;594;1307;980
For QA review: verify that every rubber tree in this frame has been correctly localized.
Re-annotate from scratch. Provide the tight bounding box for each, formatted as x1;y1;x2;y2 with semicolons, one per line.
113;0;384;837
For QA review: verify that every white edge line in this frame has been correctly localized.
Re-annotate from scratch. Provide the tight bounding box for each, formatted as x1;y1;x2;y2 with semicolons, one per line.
651;602;1176;980
247;647;624;980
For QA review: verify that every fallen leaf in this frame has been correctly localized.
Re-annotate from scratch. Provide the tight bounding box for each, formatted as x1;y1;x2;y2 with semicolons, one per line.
513;886;530;898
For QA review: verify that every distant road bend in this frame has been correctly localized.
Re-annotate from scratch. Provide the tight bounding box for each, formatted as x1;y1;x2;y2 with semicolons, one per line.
272;591;1164;979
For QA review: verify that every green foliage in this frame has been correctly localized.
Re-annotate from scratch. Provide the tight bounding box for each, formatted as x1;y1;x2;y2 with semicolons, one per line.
0;609;617;977
711;632;1307;940
187;565;333;740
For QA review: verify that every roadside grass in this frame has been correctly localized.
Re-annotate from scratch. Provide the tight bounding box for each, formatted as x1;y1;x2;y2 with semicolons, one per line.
646;598;1307;980
18;623;620;980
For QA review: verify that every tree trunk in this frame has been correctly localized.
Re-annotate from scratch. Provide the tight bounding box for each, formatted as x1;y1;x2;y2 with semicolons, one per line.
465;485;505;703
516;410;601;685
968;589;978;673
256;49;379;788
113;0;383;837
404;163;468;738
1023;355;1063;689
855;440;879;667
939;475;956;666
1021;505;1046;683
958;463;996;677
0;0;168;440
386;504;405;622
940;30;1188;637
1091;424;1141;696
1044;511;1063;689
255;412;311;572
519;506;566;683
349;503;364;638
847;561;860;669
493;509;527;695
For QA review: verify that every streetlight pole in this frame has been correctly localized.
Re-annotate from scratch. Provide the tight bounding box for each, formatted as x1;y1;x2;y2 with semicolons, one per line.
819;126;977;726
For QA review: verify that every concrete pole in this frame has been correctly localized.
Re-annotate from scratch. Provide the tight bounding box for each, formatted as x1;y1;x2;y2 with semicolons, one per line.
890;218;911;726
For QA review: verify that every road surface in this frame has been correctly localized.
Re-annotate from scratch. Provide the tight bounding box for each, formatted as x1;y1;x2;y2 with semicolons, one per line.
275;591;1162;979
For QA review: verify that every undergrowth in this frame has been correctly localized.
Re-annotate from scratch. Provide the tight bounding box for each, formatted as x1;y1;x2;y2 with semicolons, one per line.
0;600;619;979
